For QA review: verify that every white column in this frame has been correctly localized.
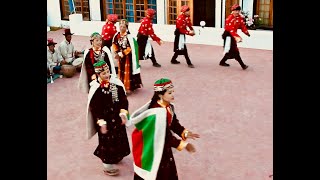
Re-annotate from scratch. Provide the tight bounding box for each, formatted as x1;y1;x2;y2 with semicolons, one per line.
242;0;254;18
156;0;165;25
69;14;83;35
221;0;226;27
47;0;62;27
215;0;222;28
89;0;102;21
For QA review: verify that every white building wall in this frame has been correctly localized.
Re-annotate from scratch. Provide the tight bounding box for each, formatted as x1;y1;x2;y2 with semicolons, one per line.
47;0;62;27
47;0;272;50
242;0;254;18
89;0;101;21
215;0;222;28
157;0;166;25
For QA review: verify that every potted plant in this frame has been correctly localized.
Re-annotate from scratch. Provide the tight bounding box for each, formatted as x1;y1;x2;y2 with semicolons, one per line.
241;11;263;30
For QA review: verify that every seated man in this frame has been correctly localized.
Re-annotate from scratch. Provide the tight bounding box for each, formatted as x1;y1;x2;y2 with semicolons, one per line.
47;38;63;77
58;28;84;67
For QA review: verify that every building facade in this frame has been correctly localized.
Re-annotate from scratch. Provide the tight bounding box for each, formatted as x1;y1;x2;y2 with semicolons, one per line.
47;0;273;50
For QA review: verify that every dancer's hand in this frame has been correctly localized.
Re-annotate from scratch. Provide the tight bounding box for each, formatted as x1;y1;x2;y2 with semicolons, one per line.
189;31;195;36
235;36;242;43
91;74;97;80
120;114;127;125
100;125;108;134
186;143;196;153
157;40;164;45
118;52;124;58
187;131;200;140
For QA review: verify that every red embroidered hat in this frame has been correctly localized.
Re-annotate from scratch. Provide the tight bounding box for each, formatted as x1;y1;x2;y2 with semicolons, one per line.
231;4;241;11
181;5;190;12
146;8;156;17
107;14;118;22
47;38;57;46
154;78;174;92
63;28;74;36
93;60;109;74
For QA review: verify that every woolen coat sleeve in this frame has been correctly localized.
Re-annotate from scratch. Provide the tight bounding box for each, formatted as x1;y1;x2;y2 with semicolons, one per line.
117;85;129;111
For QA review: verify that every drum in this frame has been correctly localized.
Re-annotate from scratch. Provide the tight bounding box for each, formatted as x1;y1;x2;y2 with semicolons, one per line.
72;58;83;72
61;65;76;78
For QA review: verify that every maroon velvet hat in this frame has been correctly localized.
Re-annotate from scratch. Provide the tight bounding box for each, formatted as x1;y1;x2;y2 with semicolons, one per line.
181;5;190;12
146;9;156;16
231;4;241;11
63;28;74;36
47;38;57;46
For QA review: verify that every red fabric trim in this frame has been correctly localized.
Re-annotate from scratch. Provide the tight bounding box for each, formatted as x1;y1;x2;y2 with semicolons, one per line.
154;80;172;87
132;128;143;168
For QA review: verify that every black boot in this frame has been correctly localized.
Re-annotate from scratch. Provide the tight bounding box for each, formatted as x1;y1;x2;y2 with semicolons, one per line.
235;54;248;70
151;56;161;67
242;65;249;70
219;55;230;66
171;53;180;64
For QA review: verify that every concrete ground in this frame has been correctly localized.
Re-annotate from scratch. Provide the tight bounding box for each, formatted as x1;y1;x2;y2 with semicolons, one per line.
47;29;273;180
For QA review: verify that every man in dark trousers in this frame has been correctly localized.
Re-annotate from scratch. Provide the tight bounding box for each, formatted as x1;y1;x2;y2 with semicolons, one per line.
137;8;163;67
219;4;249;70
170;5;195;68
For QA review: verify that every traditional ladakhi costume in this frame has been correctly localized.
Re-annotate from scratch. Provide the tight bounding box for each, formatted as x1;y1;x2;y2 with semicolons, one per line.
112;19;142;92
78;32;117;93
171;5;195;68
136;8;162;67
86;60;130;176
101;14;118;49
127;78;191;180
219;4;250;70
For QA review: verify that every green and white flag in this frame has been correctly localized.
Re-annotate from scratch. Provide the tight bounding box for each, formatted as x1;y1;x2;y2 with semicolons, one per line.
127;101;167;180
127;34;140;75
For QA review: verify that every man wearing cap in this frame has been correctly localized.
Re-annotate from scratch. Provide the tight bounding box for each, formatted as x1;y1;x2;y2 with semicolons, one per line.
219;4;250;70
47;38;63;76
170;5;195;68
137;8;163;67
58;28;83;66
101;14;118;49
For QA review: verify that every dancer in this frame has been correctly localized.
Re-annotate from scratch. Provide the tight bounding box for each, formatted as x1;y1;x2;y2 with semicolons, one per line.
219;4;250;70
128;78;200;180
137;8;163;67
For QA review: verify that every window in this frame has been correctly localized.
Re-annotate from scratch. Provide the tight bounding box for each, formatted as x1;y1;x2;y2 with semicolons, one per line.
167;0;193;25
256;0;273;29
102;0;157;23
225;0;239;19
60;0;90;21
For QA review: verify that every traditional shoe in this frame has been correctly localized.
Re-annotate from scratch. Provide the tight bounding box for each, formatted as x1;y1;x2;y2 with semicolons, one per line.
242;65;249;70
171;60;181;64
188;64;195;68
153;63;161;67
126;90;132;95
104;168;119;176
219;62;230;67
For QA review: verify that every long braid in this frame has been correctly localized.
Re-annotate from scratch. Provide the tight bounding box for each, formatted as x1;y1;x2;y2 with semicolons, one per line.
148;90;166;109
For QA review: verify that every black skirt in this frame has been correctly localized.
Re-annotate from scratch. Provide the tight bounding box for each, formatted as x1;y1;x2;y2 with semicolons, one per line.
222;30;240;58
137;33;156;60
173;29;187;55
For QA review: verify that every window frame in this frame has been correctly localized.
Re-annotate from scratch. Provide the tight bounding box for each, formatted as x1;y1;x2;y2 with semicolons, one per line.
101;0;157;23
255;0;273;29
166;0;193;25
60;0;91;21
